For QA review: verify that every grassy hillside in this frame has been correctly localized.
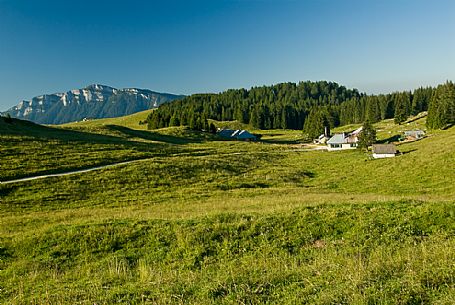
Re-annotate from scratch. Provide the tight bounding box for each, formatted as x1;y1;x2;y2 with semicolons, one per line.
62;108;154;130
0;115;217;181
0;116;170;181
333;112;428;142
1;113;454;304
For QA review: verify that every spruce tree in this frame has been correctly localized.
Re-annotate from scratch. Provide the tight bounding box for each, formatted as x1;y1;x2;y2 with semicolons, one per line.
188;113;196;130
249;107;259;128
358;119;376;150
280;107;288;129
303;108;326;139
209;122;217;134
169;114;180;126
4;113;13;124
394;92;410;124
366;96;381;122
427;81;455;129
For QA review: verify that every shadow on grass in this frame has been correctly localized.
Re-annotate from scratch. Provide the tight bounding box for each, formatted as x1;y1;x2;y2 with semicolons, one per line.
400;149;417;155
0;118;214;147
0;186;13;197
263;133;285;137
217;182;270;190
405;113;427;124
283;170;316;183
260;138;302;144
104;125;213;145
377;134;401;144
0;118;151;146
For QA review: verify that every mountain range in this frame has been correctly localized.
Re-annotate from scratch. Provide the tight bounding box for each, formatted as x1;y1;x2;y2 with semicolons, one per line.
2;84;184;124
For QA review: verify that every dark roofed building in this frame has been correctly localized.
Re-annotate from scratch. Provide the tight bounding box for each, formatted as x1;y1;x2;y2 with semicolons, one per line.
372;144;397;159
217;129;257;141
218;129;235;138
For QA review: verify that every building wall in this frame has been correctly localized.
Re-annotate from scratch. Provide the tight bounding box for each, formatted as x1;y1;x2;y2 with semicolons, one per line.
327;143;357;151
373;153;395;159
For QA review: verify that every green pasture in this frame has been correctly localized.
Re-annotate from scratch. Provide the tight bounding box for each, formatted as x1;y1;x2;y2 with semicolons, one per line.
0;113;454;304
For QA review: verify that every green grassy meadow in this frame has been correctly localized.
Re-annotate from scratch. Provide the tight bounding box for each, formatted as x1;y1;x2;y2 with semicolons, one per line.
61;109;153;131
0;114;454;304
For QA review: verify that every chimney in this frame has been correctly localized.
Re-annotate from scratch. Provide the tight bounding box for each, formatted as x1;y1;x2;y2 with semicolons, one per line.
324;126;330;137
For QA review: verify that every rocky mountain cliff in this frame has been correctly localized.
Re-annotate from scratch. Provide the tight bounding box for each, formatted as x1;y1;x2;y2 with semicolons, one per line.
3;84;184;124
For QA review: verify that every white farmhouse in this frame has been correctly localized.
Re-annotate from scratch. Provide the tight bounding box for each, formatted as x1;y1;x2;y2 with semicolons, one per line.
326;127;362;151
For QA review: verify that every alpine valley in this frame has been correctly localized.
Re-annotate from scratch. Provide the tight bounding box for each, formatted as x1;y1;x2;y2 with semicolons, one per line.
2;84;184;124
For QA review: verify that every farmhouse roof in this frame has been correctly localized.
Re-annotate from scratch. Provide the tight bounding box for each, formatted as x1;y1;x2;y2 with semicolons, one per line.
372;144;397;155
327;127;363;145
236;130;256;139
218;129;256;140
351;126;363;135
327;133;346;144
218;129;235;138
404;130;425;136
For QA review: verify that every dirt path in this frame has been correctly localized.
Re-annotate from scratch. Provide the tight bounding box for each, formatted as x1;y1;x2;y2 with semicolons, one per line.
1;145;325;185
0;158;152;185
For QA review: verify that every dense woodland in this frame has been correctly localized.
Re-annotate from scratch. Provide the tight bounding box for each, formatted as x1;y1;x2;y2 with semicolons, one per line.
427;81;455;129
146;81;454;136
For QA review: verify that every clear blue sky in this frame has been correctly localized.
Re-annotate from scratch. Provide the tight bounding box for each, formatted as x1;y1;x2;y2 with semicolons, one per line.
1;0;454;110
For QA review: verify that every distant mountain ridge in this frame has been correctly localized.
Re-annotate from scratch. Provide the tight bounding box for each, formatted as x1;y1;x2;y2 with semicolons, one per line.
3;84;184;124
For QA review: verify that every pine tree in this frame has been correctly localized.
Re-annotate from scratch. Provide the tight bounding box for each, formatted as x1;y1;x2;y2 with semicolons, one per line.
303;108;327;139
249;106;259;128
188;113;196;130
427;81;455;129
366;96;381;122
147;113;159;129
379;95;394;120
394;93;410;124
195;117;203;131
358;119;376;150
411;87;432;115
209;122;217;134
4;113;13;124
202;116;209;131
281;107;288;129
169;114;180;126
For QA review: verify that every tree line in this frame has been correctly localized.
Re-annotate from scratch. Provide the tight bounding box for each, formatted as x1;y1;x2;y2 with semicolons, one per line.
145;80;454;135
427;81;455;129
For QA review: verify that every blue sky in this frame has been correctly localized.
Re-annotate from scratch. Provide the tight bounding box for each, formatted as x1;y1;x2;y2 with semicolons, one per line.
0;0;454;110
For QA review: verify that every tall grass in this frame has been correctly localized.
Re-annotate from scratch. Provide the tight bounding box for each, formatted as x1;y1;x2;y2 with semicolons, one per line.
1;201;454;304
